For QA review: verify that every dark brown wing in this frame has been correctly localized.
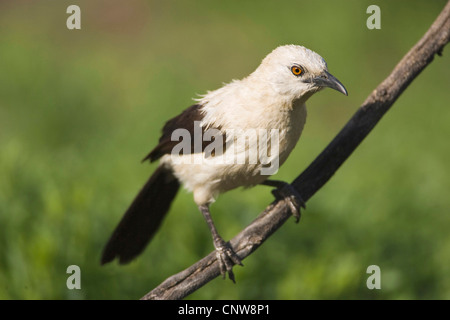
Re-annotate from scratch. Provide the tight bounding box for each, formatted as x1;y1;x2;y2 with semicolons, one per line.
143;104;225;162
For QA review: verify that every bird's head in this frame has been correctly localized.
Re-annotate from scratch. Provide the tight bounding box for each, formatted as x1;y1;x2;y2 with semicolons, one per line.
254;44;347;102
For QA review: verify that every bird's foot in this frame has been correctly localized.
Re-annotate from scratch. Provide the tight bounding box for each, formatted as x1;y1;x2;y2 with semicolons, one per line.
271;183;306;223
213;237;243;283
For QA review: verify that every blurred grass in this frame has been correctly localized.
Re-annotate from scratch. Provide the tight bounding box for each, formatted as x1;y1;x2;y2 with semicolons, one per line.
0;0;449;299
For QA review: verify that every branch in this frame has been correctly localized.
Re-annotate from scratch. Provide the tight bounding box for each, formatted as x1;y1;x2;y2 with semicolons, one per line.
142;1;450;300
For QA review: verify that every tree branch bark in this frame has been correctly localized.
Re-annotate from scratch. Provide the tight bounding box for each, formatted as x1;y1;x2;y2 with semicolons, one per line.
141;1;450;300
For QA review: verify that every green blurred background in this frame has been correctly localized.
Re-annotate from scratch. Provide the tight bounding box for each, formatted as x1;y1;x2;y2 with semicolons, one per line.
0;0;449;299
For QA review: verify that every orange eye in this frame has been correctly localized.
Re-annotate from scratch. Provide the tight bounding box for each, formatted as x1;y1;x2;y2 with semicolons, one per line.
291;66;302;76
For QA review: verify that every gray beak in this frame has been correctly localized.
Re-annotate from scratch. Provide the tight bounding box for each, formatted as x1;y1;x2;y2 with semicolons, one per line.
309;71;348;96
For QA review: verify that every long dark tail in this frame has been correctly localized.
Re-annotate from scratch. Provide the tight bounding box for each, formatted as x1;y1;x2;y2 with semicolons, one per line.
101;166;180;265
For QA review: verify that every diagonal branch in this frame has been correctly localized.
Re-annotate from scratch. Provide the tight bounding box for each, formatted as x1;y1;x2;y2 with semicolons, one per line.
141;1;450;300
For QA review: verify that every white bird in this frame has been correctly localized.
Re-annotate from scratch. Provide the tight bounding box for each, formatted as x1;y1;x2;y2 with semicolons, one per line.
101;44;347;281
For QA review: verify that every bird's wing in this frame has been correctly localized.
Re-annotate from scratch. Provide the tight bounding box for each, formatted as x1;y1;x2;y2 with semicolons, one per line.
143;104;225;162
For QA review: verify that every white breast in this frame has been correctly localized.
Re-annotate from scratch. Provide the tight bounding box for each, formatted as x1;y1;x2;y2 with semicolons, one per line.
162;101;306;206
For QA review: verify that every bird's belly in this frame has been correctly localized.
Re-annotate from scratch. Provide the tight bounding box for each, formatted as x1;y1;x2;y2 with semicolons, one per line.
162;104;307;205
163;154;267;204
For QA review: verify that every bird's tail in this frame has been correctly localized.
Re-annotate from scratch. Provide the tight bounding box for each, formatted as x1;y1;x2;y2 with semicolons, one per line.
101;165;180;265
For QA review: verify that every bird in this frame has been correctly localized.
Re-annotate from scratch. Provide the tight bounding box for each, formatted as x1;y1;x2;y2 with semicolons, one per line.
101;44;347;281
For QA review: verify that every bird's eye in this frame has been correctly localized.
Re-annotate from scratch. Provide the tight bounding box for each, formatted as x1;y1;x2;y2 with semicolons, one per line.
291;66;303;76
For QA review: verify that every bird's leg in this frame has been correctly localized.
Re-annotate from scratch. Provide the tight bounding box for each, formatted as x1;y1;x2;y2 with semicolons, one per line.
261;180;306;223
198;204;243;282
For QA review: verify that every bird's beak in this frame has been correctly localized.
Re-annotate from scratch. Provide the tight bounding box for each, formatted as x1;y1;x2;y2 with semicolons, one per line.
309;71;348;96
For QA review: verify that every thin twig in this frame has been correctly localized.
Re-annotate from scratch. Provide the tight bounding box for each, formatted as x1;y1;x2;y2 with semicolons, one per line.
142;1;450;300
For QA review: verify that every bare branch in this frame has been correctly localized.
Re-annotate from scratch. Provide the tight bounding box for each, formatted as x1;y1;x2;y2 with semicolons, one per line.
142;1;450;300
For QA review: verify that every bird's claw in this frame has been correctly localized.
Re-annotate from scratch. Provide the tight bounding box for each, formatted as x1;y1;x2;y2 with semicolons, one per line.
271;183;306;223
214;238;243;283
